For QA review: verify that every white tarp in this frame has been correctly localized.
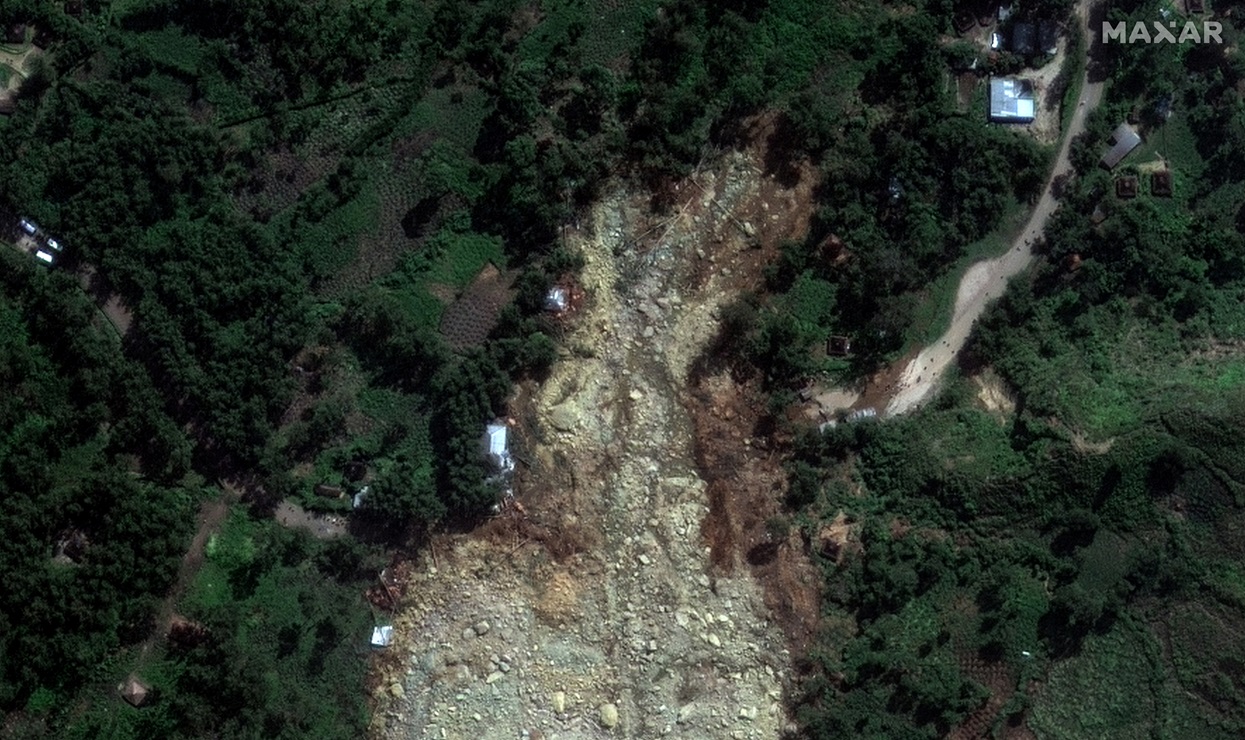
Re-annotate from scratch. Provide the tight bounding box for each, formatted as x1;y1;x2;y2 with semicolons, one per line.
370;625;393;647
544;287;569;312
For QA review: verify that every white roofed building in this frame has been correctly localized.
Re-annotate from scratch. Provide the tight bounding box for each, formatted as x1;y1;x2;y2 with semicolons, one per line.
988;78;1036;123
481;420;515;474
370;625;393;647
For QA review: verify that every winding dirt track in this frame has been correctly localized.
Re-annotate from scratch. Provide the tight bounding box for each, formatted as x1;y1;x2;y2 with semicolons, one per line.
886;0;1104;416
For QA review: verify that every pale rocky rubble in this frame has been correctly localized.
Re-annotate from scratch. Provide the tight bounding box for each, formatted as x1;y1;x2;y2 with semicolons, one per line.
372;154;795;740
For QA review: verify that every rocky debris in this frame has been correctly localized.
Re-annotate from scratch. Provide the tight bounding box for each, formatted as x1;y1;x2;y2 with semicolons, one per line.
548;405;577;432
599;703;619;729
372;157;794;740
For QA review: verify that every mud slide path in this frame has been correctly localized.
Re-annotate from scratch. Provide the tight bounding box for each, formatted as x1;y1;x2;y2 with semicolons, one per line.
375;155;796;739
885;0;1104;416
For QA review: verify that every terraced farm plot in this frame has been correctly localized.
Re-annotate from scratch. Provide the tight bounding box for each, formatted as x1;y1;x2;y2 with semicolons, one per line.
438;263;516;351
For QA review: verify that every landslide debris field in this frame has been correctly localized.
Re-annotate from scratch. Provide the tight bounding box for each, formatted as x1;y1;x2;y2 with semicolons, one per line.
371;131;822;740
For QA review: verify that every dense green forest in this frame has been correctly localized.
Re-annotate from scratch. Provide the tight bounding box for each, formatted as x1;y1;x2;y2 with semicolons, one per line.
756;0;1245;736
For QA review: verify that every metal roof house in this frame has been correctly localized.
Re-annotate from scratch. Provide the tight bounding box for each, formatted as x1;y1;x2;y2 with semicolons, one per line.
370;625;394;648
988;78;1036;123
544;286;568;313
118;676;151;707
1100;123;1141;169
481;420;515;474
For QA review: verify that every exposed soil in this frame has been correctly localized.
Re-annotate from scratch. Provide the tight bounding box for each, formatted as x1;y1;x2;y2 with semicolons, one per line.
135;482;242;664
369;118;825;739
76;264;134;337
274;499;348;539
439;263;516;351
973;368;1017;416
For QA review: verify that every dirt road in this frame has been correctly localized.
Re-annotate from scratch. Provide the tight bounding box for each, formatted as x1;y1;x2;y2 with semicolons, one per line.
134;483;240;664
886;0;1103;416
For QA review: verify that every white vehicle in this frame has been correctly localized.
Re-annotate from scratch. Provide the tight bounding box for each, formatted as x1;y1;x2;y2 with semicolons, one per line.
19;218;37;235
45;238;62;252
35;250;54;264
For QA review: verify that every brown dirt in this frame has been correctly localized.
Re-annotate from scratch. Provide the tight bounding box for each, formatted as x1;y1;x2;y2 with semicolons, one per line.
950;656;1020;739
135;481;242;664
370;118;827;739
439;263;516;351
274;499;348;539
74;263;134;337
688;370;822;654
973;368;1017;416
673;112;826;656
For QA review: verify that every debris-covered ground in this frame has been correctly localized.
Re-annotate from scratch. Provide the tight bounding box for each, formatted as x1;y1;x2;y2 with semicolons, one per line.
370;125;821;739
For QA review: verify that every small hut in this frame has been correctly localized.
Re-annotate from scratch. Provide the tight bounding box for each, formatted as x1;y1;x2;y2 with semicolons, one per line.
118;676;151;708
370;625;394;648
1152;170;1173;197
1115;176;1139;199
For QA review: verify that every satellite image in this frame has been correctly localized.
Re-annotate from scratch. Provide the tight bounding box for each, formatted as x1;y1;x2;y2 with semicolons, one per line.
1;1;1244;738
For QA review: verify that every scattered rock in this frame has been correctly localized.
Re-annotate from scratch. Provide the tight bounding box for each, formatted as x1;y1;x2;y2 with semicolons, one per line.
629;389;643;401
599;702;619;728
741;221;756;237
551;691;566;713
549;405;577;432
462;627;476;640
678;703;696;724
486;671;504;684
389;682;405;699
473;620;491;636
637;553;651;566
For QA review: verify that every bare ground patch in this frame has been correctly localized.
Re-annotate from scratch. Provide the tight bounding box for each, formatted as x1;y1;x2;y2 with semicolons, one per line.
439;263;516;351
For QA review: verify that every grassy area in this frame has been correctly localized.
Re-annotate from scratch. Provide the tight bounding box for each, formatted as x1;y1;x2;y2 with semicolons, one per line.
134;27;205;76
904;197;1029;348
1029;621;1160;738
58;510;379;739
1057;23;1087;136
1131;110;1205;191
